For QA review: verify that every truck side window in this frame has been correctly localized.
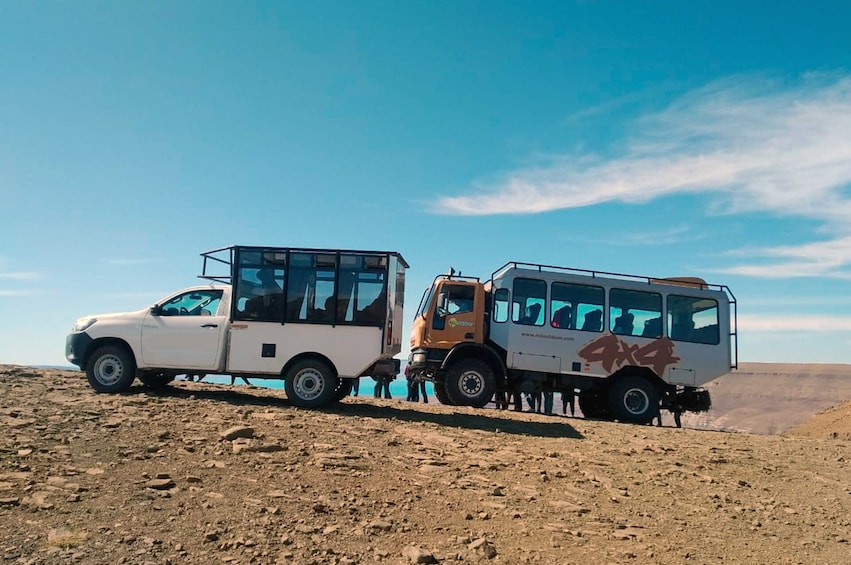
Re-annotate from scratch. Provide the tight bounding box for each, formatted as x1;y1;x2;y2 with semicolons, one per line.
609;288;662;337
233;249;286;322
493;288;509;323
667;295;719;344
512;278;546;326
338;254;388;326
160;290;223;317
446;285;475;315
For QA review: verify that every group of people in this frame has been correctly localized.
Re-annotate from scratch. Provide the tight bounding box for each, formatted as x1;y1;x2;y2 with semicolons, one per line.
347;375;393;398
347;369;429;403
494;389;576;416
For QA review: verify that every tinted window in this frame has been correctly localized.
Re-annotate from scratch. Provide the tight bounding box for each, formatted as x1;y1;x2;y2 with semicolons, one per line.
609;288;662;338
667;295;720;344
512;278;546;326
551;282;605;331
234;250;285;322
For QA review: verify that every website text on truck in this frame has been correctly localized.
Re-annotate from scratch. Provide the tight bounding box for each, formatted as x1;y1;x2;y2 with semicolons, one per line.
65;245;407;408
407;262;737;425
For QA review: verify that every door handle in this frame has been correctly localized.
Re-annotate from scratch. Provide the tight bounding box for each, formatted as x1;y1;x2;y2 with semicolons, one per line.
464;332;474;339
201;324;218;328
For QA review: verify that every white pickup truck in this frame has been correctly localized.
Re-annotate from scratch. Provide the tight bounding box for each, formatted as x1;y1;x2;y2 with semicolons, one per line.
65;245;407;408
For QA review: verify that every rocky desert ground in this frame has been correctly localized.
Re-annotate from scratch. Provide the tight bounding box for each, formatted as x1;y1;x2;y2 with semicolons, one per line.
1;364;850;564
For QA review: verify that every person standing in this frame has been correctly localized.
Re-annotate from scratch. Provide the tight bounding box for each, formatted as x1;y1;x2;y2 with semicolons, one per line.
561;390;575;416
406;367;418;402
543;391;554;415
381;376;393;399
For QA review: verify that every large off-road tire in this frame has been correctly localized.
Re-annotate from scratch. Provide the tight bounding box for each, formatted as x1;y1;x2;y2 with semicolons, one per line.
432;381;454;405
86;345;137;393
444;358;495;408
608;376;660;424
330;377;354;402
285;359;336;408
578;390;609;419
138;371;174;389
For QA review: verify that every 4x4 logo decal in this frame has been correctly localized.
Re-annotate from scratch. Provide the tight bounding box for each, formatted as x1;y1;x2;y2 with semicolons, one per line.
577;333;681;375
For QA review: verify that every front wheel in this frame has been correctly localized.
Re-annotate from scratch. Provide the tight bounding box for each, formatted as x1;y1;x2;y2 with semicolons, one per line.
285;359;336;408
608;376;659;424
433;381;454;405
444;359;495;408
86;345;137;393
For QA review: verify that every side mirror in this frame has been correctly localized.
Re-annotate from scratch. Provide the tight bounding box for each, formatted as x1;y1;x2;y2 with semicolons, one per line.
436;292;447;318
150;305;161;316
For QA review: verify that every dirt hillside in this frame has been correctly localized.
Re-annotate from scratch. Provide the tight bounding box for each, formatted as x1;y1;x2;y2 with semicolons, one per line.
1;365;850;564
680;362;851;435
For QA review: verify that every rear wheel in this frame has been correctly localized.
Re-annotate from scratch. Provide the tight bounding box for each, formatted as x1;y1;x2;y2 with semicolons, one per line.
330;377;354;402
284;359;336;408
86;345;137;393
608;376;659;424
444;359;495;408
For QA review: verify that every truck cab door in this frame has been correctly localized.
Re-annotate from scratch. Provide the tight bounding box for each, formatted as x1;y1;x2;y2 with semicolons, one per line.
425;283;483;349
141;289;227;370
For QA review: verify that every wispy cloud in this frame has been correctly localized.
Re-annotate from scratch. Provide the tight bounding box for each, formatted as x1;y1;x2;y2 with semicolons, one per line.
0;271;40;280
738;314;851;332
0;289;36;297
434;73;851;278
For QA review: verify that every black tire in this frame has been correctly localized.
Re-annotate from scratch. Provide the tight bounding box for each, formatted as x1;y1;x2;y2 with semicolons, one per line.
138;371;174;389
284;359;337;408
330;377;354;402
86;345;137;393
608;376;660;424
444;358;495;408
432;381;454;405
578;390;609;419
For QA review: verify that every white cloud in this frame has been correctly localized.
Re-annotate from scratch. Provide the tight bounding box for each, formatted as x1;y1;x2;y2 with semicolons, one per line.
738;314;851;332
434;73;851;279
0;271;40;280
0;289;36;297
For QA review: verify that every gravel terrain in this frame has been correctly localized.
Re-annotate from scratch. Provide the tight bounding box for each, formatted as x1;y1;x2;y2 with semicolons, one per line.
1;365;849;564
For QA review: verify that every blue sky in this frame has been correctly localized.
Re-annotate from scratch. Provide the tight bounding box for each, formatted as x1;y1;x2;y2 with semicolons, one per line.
3;1;851;367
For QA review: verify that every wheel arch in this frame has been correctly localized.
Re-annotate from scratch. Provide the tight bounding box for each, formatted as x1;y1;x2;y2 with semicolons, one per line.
280;352;339;379
85;337;137;369
442;343;506;384
608;365;670;393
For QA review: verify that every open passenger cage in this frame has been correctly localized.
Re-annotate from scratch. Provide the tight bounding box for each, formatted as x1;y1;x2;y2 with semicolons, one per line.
198;245;409;285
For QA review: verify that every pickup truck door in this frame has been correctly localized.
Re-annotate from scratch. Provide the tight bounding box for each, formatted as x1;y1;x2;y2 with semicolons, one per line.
141;289;227;370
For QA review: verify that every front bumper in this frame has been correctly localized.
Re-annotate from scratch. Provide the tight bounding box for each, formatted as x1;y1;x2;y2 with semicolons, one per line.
65;332;93;368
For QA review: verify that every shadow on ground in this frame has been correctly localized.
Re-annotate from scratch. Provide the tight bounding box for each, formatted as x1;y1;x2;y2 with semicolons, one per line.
136;382;584;440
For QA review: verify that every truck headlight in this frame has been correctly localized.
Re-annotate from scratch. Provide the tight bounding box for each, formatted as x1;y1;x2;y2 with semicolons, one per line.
73;317;97;332
411;352;426;364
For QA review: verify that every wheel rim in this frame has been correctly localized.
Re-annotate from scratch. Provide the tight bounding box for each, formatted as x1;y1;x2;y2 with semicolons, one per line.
292;367;326;401
93;354;124;386
623;387;650;415
459;370;484;398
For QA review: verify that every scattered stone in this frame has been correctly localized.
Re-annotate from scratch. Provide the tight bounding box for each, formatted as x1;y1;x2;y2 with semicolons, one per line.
220;426;255;441
145;478;176;490
402;545;438;564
